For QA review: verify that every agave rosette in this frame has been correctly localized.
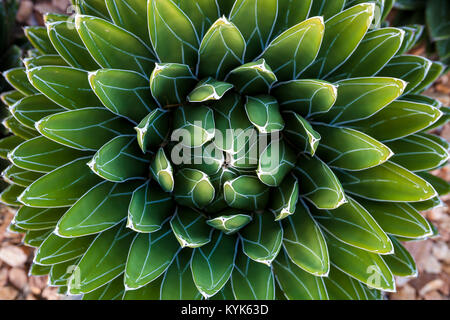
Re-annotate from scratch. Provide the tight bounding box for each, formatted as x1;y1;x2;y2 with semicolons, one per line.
0;0;449;300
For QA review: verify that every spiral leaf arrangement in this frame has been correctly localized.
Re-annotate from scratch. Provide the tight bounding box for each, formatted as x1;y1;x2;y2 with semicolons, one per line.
0;0;449;300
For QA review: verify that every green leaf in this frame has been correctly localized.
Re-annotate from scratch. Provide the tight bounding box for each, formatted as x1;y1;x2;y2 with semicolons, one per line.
191;231;237;298
269;173;299;221
336;162;437;202
224;175;269;211
10;94;65;129
262;17;324;81
229;0;278;61
89;69;155;124
24;26;56;54
149;147;174;193
35;233;95;265
324;266;379;300
176;0;221;39
231;253;275;300
2;165;43;187
283;111;321;156
245;95;284;134
149;63;197;107
128;180;174;233
1;90;25;107
293;155;346;210
9;136;89;173
329;28;405;80
57;180;141;237
310;0;345;20
410;197;442;212
226;59;277;95
19;157;102;208
3;68;38;96
272;80;337;118
273;249;328;300
82;276;125;300
181;142;225;176
257;139;296;187
76;0;111;20
314;124;393;171
326;234;395;292
27;66;103;110
198;17;245;79
37;108;134;151
302;3;375;79
3;116;38;140
125;224;180;290
350;100;442;141
29;264;51;276
416;172;450;196
273;0;312;36
47;20;100;70
24;229;52;248
174;168;215;209
105;0;150;46
135;109;170;153
426;0;450;41
49;259;80;287
206;210;252;235
412;61;445;94
387;134;449;172
382;236;417;277
88;135;149;182
148;0;199;67
0;184;25;207
0;135;25;160
75;15;156;77
170;206;211;248
377;55;432;95
240;211;283;266
160;248;203;300
282;200;329;276
359;199;433;239
122;277;162;300
15;206;66;231
172;106;215;148
23;54;68;69
310;197;393;254
318;77;407;125
69;222;135;294
188;78;234;103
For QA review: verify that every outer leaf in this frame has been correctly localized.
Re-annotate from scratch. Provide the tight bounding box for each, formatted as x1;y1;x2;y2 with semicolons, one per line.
135;109;170;153
293;155;346;210
3;68;38;96
325;234;395;292
262;17;324;81
57;180;141;237
9;136;88;173
170;206;211;248
314;124;393;171
24;26;56;54
19;157;102;208
27;66;103;110
191;231;237;298
128;180;174;233
69;222;135;294
125;224;180;290
88;135;149;182
37;108;134;151
15;206;66;231
310;197;393;254
231;253;275;300
89;69;155;123
198;17;245;79
382;236;417;277
0;136;25;160
75;15;156;77
240;211;283;266
336;162;437;202
282;200;329;276
148;0;199;67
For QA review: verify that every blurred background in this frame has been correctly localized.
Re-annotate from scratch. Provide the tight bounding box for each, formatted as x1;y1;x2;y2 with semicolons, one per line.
0;0;448;300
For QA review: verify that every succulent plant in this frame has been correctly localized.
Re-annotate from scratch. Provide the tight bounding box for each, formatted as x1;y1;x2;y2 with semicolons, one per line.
390;0;450;68
0;0;449;300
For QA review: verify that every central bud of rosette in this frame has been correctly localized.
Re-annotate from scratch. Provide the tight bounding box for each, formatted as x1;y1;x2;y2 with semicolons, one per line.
130;19;300;231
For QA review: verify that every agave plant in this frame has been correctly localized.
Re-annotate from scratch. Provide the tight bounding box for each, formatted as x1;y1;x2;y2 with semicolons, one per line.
0;0;449;300
391;0;450;67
